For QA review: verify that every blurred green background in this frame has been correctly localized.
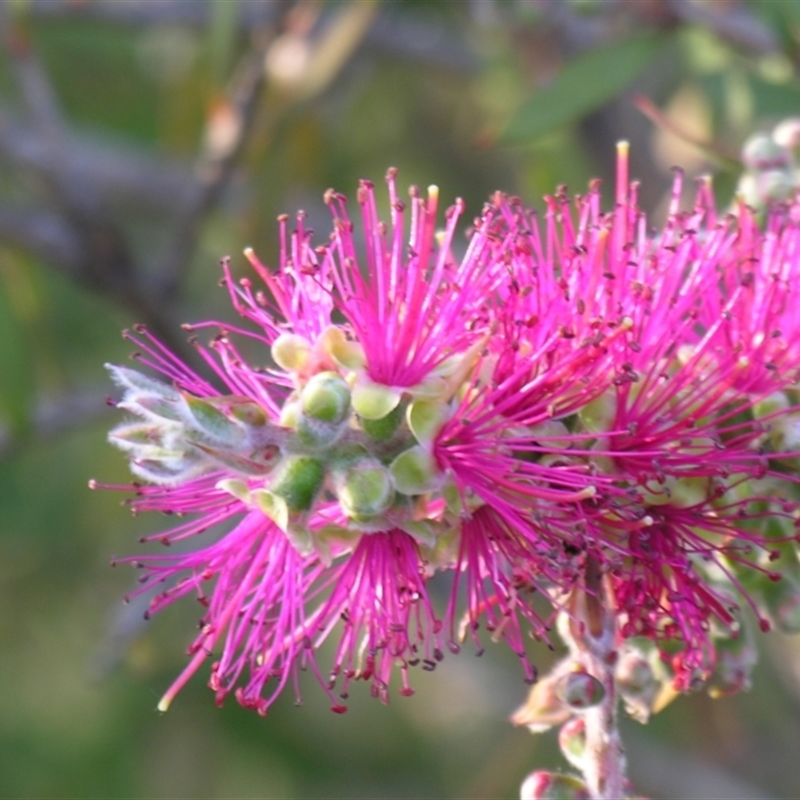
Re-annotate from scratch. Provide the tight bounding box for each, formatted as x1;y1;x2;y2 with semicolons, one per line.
2;1;800;798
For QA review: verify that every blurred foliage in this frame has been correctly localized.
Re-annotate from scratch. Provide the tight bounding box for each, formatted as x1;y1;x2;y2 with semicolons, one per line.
2;1;800;798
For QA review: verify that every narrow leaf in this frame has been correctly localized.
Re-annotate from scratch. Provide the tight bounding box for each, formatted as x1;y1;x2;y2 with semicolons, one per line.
502;34;664;144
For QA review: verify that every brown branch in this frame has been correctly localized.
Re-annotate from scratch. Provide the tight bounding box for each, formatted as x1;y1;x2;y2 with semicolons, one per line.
155;26;279;300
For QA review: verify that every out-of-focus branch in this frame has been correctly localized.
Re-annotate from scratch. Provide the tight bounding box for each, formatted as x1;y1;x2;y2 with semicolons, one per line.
155;30;275;300
538;0;778;56
0;109;194;212
0;206;83;276
27;0;280;30
0;7;140;298
0;4;291;369
26;0;476;72
664;0;778;55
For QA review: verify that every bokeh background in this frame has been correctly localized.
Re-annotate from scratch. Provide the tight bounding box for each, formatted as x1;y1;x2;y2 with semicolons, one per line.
2;1;800;798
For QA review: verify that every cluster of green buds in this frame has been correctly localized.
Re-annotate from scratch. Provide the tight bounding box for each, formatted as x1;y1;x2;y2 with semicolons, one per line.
107;325;487;561
256;326;486;557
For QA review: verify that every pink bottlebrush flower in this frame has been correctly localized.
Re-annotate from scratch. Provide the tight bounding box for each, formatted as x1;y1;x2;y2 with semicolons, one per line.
97;172;543;715
433;144;800;688
98;149;800;718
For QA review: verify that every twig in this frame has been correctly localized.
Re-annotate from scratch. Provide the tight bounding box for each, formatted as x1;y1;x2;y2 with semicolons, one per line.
566;560;628;800
26;0;476;72
664;0;778;55
155;26;278;300
0;107;194;212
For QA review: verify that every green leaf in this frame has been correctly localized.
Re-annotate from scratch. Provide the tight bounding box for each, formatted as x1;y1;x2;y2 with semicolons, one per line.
105;364;179;399
502;34;665;144
183;394;243;444
748;73;800;118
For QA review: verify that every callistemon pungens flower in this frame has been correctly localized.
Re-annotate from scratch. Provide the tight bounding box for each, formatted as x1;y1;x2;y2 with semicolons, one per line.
98;148;800;718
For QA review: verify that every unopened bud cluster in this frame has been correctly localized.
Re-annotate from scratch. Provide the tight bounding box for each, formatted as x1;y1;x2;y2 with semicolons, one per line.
738;117;800;208
108;324;484;560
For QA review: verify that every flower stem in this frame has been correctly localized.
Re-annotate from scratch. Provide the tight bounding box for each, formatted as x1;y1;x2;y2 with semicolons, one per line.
580;647;626;800
566;557;628;800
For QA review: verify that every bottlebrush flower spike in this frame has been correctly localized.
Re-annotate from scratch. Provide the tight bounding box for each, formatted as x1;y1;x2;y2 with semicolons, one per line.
97;171;530;714
97;148;800;719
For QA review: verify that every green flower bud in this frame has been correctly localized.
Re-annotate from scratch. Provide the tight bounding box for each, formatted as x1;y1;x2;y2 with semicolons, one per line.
335;458;395;521
300;371;351;424
390;445;441;495
271;333;311;372
520;771;589;800
616;649;659;723
267;455;325;512
742;133;791;171
279;398;300;429
296;414;344;449
555;668;605;710
558;717;587;770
